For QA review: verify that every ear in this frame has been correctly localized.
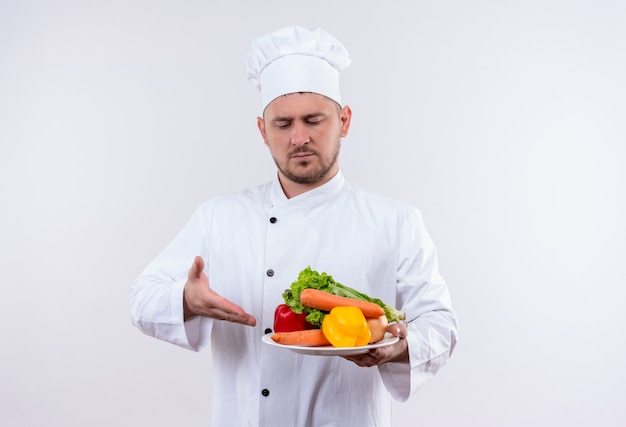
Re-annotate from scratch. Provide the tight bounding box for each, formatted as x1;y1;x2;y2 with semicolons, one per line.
257;116;269;146
339;105;352;137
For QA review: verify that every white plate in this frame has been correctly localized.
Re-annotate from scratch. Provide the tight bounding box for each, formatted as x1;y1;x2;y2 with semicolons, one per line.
262;332;399;356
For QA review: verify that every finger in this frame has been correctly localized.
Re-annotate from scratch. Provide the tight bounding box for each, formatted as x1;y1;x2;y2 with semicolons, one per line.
367;348;387;361
207;293;257;326
388;322;408;339
343;354;377;367
188;256;205;281
223;306;257;326
209;307;257;326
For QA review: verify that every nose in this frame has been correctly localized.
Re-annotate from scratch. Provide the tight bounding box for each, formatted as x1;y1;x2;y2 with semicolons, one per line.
290;122;309;146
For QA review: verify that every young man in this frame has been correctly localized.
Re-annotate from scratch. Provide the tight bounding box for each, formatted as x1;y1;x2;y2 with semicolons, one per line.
131;25;458;426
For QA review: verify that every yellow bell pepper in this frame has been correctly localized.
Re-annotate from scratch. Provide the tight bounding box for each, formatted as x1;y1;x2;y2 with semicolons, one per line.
322;306;371;347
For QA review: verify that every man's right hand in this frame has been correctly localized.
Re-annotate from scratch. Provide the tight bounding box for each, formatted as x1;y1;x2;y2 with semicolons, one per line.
183;256;257;327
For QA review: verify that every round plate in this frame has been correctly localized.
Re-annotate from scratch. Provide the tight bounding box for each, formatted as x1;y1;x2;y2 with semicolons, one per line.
262;332;399;356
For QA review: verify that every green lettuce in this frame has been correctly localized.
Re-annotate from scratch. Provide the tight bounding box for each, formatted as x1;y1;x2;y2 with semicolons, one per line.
282;266;406;328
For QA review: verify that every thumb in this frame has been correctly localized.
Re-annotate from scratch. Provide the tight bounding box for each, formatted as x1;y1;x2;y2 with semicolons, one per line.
389;322;408;339
188;256;205;281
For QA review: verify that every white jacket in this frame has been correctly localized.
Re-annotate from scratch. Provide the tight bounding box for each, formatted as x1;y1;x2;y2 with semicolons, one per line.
131;171;458;427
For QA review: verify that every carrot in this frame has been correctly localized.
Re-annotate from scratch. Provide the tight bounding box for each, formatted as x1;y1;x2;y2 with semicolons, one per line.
271;329;331;347
300;288;385;318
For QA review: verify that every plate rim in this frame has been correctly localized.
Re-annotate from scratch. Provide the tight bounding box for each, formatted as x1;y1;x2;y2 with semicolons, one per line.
261;332;399;356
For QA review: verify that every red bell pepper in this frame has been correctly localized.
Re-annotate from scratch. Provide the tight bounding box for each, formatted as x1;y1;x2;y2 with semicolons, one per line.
273;304;316;332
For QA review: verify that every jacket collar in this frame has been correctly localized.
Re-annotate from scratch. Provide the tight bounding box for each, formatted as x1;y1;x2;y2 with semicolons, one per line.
269;170;345;211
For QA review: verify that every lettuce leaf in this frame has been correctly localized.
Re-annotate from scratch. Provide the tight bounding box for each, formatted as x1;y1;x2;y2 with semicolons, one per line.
282;266;406;328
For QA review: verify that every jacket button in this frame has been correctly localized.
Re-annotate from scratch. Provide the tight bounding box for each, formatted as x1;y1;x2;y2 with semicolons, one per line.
261;388;270;397
264;328;272;334
266;269;274;277
269;217;277;223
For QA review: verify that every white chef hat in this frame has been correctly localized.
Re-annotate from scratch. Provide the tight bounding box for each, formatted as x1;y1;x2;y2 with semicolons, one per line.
246;25;351;111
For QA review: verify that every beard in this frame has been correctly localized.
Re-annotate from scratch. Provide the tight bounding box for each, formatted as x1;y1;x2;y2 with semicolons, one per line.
273;143;341;185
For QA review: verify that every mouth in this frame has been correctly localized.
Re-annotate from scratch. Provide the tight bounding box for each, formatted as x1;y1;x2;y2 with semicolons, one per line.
290;151;315;159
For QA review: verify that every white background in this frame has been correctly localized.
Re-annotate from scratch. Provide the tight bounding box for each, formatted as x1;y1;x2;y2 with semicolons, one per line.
1;1;625;426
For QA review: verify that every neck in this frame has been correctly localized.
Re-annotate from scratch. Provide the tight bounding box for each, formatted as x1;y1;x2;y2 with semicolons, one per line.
278;169;339;199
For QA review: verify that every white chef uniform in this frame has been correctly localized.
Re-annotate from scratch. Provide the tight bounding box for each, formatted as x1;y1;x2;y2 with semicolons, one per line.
131;171;457;427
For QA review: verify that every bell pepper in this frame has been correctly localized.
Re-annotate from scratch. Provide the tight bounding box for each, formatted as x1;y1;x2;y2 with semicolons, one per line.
322;306;371;347
273;304;315;332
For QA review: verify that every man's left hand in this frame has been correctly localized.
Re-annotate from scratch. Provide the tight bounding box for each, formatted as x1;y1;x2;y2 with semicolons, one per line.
343;322;409;367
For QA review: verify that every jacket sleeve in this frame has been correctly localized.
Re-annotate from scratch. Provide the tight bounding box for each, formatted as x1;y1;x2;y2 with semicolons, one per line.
130;204;214;352
378;207;458;401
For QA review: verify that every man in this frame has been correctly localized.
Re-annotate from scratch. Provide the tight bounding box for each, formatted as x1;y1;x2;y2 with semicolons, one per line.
131;25;457;426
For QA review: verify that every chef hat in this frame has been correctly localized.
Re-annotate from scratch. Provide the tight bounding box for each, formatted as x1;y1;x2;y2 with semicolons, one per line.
246;25;351;111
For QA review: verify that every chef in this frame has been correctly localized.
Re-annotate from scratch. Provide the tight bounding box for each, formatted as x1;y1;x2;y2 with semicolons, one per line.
131;25;458;427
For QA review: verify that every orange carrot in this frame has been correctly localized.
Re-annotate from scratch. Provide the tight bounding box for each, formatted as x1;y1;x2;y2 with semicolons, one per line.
271;329;331;347
300;288;385;318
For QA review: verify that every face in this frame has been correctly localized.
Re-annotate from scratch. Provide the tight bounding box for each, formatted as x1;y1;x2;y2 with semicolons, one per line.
257;92;352;196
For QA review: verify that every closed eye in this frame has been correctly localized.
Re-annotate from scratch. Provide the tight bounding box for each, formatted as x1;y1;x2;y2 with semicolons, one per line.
304;113;326;125
272;113;326;129
274;120;292;129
